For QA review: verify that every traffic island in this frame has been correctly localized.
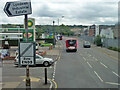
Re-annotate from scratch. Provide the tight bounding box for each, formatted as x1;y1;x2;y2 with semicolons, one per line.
2;77;52;89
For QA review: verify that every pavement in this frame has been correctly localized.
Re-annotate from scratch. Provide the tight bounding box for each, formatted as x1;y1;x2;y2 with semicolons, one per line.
1;41;61;89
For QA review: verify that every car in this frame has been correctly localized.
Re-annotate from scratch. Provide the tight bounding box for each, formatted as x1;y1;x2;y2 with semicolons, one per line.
14;54;54;67
40;43;53;47
83;41;91;48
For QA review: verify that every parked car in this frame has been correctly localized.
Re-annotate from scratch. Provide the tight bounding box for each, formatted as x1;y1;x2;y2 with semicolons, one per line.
14;54;54;67
40;43;53;47
83;41;91;48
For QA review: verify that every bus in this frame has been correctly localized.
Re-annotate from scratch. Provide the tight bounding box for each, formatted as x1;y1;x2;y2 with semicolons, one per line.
66;39;77;52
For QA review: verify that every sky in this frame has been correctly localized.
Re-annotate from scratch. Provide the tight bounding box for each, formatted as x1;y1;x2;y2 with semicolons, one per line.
0;0;119;25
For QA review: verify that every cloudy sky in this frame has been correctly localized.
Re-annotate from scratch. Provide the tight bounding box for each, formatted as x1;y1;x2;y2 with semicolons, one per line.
0;0;119;25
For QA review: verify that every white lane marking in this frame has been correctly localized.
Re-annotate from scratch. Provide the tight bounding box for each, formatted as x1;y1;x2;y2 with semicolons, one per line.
80;53;83;56
83;57;86;61
95;58;98;61
105;82;120;85
87;62;92;68
100;62;108;68
88;54;91;57
94;71;103;82
112;71;120;77
52;61;57;80
48;79;53;89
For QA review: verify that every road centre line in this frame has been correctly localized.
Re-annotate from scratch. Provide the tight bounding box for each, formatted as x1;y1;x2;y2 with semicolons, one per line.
112;71;120;77
94;71;103;82
100;62;108;68
105;82;120;85
83;57;86;61
87;62;92;68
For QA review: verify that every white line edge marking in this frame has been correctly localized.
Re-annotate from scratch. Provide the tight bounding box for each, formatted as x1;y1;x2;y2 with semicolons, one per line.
87;62;92;68
100;62;108;68
94;71;103;82
112;71;120;77
105;82;120;85
48;79;53;89
52;61;57;80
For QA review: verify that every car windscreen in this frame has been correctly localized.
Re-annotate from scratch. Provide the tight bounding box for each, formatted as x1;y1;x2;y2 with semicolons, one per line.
85;41;90;45
67;40;76;46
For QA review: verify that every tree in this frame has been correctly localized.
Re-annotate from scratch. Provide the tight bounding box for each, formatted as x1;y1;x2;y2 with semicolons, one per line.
94;35;102;46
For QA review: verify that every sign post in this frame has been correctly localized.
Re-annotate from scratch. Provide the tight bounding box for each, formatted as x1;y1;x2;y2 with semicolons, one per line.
4;1;32;17
4;0;32;89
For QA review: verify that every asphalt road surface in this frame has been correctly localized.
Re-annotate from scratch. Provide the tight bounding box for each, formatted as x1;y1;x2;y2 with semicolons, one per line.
54;36;119;89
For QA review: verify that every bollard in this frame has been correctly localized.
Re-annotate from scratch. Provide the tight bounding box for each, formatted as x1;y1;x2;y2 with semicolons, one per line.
26;65;31;89
45;68;47;84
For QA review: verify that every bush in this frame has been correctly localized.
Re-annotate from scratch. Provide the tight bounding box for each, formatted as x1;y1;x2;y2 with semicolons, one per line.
108;47;112;50
112;47;118;51
94;35;102;46
108;46;120;52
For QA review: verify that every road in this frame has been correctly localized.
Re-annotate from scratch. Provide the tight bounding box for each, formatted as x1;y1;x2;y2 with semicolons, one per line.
54;36;119;88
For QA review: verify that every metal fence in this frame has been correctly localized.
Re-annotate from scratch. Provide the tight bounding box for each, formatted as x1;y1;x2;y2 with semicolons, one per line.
80;35;118;48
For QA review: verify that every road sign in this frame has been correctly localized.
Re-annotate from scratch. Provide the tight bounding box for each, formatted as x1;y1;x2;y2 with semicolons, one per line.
4;0;32;17
19;42;35;66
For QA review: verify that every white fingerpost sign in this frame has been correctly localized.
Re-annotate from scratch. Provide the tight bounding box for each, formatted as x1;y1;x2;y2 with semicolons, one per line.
4;0;32;17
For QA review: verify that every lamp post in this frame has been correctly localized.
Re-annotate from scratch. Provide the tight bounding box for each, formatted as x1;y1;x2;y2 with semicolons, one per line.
58;16;64;35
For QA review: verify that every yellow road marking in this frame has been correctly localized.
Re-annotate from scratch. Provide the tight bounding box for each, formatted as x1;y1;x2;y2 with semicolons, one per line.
48;78;57;88
41;77;57;88
23;77;40;82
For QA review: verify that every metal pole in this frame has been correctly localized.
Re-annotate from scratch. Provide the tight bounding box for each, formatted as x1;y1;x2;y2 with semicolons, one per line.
25;14;31;89
25;14;28;42
26;65;31;89
45;68;47;84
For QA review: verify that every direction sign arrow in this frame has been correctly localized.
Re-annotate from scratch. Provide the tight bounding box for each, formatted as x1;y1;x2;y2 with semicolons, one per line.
4;1;32;17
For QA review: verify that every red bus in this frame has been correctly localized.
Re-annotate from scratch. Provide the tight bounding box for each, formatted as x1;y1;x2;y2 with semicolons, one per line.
66;39;77;52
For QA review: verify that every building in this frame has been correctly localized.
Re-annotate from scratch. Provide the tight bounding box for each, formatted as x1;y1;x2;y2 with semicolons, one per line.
113;24;119;39
100;28;114;39
88;25;96;36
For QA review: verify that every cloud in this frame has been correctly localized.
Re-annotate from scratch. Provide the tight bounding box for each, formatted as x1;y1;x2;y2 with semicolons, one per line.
0;0;119;25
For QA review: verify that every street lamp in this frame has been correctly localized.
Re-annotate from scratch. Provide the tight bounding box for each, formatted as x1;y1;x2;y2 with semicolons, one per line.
58;16;64;35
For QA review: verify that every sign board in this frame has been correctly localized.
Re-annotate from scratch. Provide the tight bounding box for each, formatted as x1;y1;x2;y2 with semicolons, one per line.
23;18;35;41
19;42;35;66
23;29;34;42
4;0;32;17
